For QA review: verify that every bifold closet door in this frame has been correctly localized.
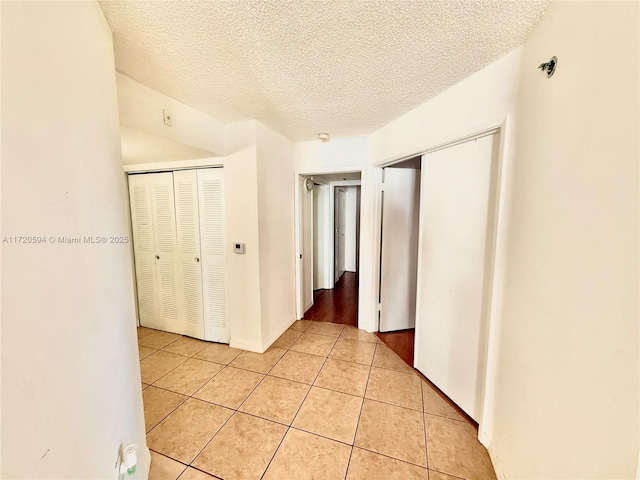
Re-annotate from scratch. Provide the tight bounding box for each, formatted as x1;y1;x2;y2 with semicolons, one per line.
197;168;229;343
129;172;181;334
414;133;499;421
173;170;205;339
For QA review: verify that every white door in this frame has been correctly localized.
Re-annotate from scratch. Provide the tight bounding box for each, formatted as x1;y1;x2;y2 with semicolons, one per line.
128;174;160;329
173;169;205;340
379;167;421;332
197;168;229;343
149;173;181;334
129;172;181;333
335;189;347;282
415;133;499;421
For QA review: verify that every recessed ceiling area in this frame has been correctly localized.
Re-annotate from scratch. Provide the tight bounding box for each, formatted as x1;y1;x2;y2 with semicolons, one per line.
100;1;549;142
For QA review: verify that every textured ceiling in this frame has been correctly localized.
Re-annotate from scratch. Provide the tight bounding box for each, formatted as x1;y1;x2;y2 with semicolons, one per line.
100;1;549;141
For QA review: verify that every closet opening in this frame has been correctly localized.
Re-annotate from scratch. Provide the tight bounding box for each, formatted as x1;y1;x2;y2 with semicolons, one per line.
376;156;421;366
127;167;230;343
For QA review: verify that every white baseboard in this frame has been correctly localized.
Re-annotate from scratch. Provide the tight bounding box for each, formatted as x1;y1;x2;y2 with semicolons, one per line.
262;317;297;352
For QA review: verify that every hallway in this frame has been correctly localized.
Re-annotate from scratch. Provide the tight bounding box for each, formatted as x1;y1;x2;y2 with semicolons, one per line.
304;272;416;368
303;272;359;326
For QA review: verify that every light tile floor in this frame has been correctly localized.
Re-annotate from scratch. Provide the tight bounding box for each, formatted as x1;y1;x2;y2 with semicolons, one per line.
138;322;497;480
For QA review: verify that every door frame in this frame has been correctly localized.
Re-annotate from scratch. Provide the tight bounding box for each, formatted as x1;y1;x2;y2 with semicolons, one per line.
372;116;510;444
294;168;363;321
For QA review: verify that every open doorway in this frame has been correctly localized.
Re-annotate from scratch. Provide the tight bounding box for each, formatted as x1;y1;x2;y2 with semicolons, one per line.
376;157;421;365
295;171;362;326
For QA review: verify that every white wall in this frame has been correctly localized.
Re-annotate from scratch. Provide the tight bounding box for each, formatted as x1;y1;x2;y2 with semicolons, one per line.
486;2;639;478
313;184;330;289
117;73;226;163
1;2;149;478
256;123;297;349
344;186;359;272
222;121;264;352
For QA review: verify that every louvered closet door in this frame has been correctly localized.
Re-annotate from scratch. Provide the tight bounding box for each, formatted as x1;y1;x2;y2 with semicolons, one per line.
197;168;229;343
128;174;160;329
149;172;182;335
173;170;205;340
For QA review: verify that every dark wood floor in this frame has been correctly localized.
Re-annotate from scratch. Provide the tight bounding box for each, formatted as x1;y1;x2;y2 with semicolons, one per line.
303;272;359;326
304;272;416;368
376;329;415;367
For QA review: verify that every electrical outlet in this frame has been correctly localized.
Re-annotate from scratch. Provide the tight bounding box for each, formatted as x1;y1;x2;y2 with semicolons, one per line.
163;108;173;126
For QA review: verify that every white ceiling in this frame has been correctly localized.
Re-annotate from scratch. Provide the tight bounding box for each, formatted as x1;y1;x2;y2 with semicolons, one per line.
100;1;549;142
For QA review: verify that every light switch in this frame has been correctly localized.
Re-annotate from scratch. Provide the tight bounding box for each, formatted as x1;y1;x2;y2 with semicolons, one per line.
233;242;245;254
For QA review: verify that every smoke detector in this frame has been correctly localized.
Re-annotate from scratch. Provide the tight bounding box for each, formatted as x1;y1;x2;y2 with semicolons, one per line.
318;133;330;142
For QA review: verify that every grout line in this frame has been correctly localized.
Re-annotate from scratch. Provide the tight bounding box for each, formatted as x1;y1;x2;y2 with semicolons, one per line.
421;381;430;470
344;341;376;480
352;445;429;470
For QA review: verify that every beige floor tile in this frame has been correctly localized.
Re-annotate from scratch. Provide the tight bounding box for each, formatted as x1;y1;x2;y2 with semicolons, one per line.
292;387;363;444
143;386;188;432
140;351;188;384
346;448;428;480
290;332;337;357
137;327;156;340
329;338;376;365
422;382;466;422
229;347;287;374
177;467;217;480
269;350;326;384
424;414;496;480
314;358;371;397
139;330;182;349
271;329;303;349
139;345;156;360
194;366;264;409
365;367;423;411
306;322;345;337
428;470;465;480
149;451;186;480
373;343;415;373
162;337;210;357
153;359;223;396
193;412;287;480
340;325;378;343
262;428;351;480
288;320;312;331
355;399;427;467
142;383;150;390
147;398;233;464
239;376;310;425
194;342;242;365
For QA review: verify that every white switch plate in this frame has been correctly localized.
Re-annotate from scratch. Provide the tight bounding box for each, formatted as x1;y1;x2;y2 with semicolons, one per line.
233;242;245;254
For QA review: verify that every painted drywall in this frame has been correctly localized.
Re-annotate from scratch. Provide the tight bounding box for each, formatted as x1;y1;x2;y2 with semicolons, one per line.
344;186;359;272
256;122;297;348
120;126;216;164
1;2;149;478
117;73;225;162
221;121;264;352
313;184;330;289
485;2;639;478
